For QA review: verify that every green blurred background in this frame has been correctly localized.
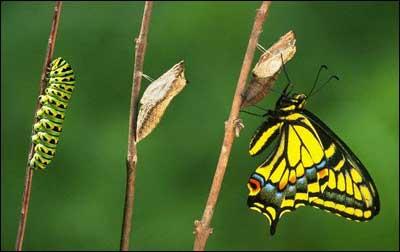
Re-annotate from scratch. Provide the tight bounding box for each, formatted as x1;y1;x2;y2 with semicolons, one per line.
1;1;398;250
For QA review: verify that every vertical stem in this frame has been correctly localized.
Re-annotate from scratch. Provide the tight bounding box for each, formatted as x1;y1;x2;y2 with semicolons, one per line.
15;1;63;251
193;2;271;251
120;1;153;251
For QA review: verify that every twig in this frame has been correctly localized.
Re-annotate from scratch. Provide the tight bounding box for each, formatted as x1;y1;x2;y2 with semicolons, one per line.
15;2;63;251
120;1;153;251
192;2;271;251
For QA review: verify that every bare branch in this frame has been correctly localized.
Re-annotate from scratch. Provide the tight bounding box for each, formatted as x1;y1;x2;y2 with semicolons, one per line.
15;2;63;251
120;1;153;251
192;2;272;250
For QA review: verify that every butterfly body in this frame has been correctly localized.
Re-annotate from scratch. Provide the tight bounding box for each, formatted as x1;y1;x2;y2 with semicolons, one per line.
247;92;379;235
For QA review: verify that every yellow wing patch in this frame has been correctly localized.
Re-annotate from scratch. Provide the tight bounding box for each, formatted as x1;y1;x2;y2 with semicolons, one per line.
250;123;281;155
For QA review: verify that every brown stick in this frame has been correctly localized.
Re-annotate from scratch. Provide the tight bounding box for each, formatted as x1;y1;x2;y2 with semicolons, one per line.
120;1;153;251
15;2;63;251
193;2;271;251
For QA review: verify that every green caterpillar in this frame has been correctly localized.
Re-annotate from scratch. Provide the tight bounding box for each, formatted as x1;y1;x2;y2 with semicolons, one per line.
29;57;76;170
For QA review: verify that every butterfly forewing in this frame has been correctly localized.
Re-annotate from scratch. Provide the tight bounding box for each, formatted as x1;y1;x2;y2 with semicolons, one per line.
249;117;282;156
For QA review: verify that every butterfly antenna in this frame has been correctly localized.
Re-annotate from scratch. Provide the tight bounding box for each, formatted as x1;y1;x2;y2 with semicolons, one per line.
308;65;328;97
280;53;292;96
310;75;340;97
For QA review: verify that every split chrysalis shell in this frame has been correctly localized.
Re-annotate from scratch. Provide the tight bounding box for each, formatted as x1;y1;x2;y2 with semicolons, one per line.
241;31;297;108
136;61;187;142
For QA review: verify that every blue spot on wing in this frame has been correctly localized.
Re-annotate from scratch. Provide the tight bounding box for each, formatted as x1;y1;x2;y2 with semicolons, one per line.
271;191;284;206
296;176;307;192
251;174;266;186
306;167;317;181
316;159;326;170
286;185;296;198
264;183;275;192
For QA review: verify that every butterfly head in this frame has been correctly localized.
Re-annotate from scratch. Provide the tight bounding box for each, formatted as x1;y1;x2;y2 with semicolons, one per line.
276;93;307;112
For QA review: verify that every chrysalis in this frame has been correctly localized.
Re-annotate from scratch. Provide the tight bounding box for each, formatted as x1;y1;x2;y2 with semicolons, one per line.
136;61;187;142
241;30;296;108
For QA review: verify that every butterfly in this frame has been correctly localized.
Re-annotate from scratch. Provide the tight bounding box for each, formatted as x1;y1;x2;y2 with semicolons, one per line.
246;66;380;235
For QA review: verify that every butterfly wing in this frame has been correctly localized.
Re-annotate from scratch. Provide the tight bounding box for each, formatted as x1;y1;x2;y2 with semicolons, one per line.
247;111;379;235
249;116;282;156
302;109;380;220
248;112;329;234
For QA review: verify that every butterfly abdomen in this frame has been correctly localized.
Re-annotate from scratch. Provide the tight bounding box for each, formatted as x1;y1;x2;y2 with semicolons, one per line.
29;57;75;170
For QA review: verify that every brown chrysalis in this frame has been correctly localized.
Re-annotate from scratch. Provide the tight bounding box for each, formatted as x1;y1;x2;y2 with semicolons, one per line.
136;61;187;142
241;31;297;108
